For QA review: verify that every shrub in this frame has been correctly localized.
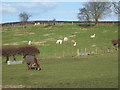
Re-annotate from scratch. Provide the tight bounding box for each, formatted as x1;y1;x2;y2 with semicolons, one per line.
18;46;40;58
2;46;40;63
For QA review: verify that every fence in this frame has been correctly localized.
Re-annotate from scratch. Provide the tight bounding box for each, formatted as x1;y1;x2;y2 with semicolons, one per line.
1;21;120;27
39;46;118;59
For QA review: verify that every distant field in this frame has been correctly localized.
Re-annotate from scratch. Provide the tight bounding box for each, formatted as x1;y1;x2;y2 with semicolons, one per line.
2;23;118;88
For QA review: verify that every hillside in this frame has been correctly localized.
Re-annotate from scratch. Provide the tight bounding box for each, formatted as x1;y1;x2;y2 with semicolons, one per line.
2;23;118;88
2;23;118;59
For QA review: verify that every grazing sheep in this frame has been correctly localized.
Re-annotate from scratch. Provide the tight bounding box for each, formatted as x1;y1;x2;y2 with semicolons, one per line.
28;41;32;45
34;23;37;26
56;40;62;44
34;22;40;26
71;40;76;46
91;34;96;38
73;42;76;46
64;37;68;41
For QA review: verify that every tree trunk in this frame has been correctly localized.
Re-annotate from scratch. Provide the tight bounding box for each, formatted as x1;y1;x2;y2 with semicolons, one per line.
95;19;98;25
6;56;9;63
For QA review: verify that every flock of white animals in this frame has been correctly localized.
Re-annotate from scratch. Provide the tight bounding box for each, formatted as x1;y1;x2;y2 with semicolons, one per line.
28;33;96;46
34;22;40;26
56;37;77;46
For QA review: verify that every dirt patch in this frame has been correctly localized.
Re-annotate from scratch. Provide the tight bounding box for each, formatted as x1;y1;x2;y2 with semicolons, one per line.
74;32;80;34
29;33;35;35
92;44;96;47
3;42;19;46
102;30;107;33
3;85;25;88
69;35;76;38
14;34;24;36
81;28;88;31
3;41;28;46
21;41;27;43
43;33;53;37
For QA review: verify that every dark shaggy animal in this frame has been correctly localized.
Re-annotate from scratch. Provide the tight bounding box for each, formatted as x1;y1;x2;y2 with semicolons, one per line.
111;38;120;47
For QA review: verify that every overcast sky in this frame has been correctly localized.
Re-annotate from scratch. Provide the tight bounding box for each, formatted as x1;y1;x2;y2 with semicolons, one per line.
1;2;118;23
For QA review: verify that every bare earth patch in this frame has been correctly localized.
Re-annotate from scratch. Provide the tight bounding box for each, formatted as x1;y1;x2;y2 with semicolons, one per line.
69;35;76;38
102;30;107;33
29;32;35;35
3;85;25;88
74;32;80;34
3;42;19;46
81;28;88;31
92;44;96;47
32;41;49;46
114;31;118;33
43;33;53;37
14;34;24;36
3;41;27;46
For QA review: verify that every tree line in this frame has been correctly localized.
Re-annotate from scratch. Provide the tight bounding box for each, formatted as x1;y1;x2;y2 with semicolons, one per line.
77;2;119;25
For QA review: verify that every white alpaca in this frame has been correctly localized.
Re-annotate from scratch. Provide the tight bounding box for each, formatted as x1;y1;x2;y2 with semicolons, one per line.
56;40;62;44
73;42;76;46
90;34;96;38
64;37;68;41
34;23;37;26
28;41;32;45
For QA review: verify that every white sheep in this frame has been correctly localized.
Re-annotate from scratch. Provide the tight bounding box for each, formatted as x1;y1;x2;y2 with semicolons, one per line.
34;23;37;26
28;41;32;45
90;34;96;38
34;22;40;26
71;40;76;46
64;37;68;41
37;22;40;25
73;42;76;46
56;40;62;44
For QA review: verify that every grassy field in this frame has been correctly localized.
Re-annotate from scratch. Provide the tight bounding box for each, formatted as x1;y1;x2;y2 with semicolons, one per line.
2;23;118;88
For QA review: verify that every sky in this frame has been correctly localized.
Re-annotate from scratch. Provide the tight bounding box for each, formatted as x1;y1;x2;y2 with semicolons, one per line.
1;2;119;23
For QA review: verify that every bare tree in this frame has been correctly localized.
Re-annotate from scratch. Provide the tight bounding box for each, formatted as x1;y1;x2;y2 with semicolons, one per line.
78;8;92;25
113;2;120;15
82;2;112;25
19;12;32;28
53;18;56;25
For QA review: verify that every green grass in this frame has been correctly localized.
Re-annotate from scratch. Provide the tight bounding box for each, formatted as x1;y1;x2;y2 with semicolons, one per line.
2;23;118;88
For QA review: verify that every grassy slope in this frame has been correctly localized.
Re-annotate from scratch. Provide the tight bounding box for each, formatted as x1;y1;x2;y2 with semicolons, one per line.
2;23;118;88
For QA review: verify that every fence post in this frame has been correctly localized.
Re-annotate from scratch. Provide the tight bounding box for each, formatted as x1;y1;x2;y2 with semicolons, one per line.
72;21;73;25
77;49;79;56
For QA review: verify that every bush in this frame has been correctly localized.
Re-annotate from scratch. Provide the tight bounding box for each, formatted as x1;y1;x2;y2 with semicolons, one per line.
2;46;40;63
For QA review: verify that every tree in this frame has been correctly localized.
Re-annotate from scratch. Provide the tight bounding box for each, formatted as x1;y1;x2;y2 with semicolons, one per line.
113;2;120;15
53;18;56;25
82;2;112;24
78;8;92;25
19;12;32;28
